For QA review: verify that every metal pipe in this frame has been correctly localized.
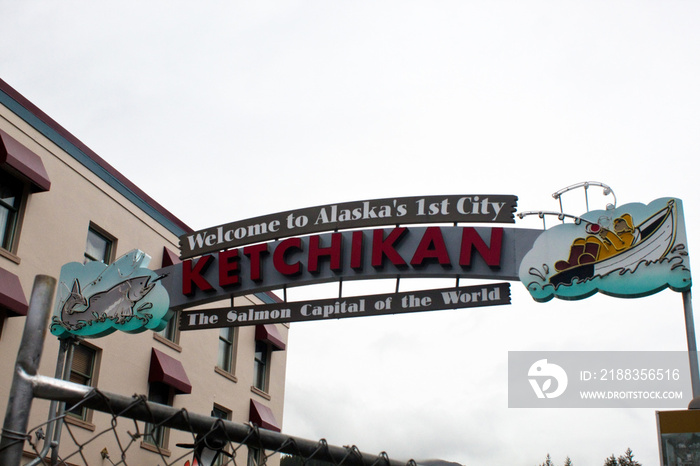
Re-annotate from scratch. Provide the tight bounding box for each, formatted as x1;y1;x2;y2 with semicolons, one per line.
25;338;70;466
683;290;700;399
28;374;413;466
49;340;74;465
0;275;57;466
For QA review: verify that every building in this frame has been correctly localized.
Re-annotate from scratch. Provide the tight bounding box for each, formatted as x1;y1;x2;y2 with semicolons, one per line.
0;77;288;465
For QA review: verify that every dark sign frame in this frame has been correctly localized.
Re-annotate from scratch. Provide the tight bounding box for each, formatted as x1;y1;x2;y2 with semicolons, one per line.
179;194;518;259
180;283;511;330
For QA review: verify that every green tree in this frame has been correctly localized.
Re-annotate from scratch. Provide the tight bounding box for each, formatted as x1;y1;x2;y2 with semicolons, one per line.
603;454;618;466
539;453;554;466
563;456;573;466
618;448;641;466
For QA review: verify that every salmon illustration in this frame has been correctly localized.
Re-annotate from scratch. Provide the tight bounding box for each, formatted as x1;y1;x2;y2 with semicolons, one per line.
59;275;163;330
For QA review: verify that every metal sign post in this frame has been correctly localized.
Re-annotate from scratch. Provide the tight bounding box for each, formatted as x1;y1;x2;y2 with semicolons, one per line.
682;290;700;400
0;275;56;466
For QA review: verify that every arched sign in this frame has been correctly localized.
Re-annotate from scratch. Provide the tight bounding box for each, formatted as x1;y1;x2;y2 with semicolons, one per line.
51;193;692;337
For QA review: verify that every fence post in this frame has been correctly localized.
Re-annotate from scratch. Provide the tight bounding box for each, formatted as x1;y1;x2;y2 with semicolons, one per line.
0;275;56;466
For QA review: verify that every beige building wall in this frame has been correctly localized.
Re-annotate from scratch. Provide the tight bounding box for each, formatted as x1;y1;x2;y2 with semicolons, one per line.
0;80;287;465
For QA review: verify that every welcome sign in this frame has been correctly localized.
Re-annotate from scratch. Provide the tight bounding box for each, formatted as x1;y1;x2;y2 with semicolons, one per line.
52;191;694;336
179;195;518;259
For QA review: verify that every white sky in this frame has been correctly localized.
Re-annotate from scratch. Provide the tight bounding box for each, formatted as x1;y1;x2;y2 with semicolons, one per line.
3;1;700;464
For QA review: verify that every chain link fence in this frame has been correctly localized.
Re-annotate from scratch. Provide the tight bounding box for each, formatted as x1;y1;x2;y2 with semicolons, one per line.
0;277;417;466
14;374;413;466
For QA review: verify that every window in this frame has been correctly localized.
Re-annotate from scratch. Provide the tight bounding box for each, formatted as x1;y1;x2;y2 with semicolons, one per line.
253;341;270;392
212;405;230;421
144;383;172;449
248;447;265;466
217;327;237;374
211;405;231;466
66;342;99;421
84;226;114;263
0;170;26;253
157;310;180;344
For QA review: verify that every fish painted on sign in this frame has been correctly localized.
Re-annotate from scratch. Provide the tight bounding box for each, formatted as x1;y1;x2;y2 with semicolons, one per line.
51;249;172;338
58;275;164;330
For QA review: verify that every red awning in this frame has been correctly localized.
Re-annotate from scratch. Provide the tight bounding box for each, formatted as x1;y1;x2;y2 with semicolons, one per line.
249;399;281;432
0;128;50;192
148;348;192;394
161;246;181;267
0;267;28;317
255;324;286;351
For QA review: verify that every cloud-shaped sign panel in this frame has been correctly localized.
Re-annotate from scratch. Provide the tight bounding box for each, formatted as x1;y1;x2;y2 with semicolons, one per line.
51;249;171;339
519;198;692;302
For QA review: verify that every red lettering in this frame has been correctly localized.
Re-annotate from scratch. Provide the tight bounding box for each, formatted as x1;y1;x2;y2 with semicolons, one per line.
218;249;240;287
350;230;364;270
371;228;407;268
410;227;451;266
182;255;214;295
243;243;269;281
308;233;342;273
459;227;503;267
273;237;303;276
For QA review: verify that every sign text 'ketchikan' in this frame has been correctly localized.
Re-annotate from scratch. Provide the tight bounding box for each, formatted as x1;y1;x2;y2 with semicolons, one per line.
157;225;542;311
179;195;518;259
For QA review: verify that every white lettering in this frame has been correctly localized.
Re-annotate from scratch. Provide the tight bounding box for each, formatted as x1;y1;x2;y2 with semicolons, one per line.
187;232;208;250
489;201;505;220
205;233;217;246
301;300;365;318
315;207;332;225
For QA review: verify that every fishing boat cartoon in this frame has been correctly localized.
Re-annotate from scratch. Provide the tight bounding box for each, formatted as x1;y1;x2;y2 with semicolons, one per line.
549;199;676;287
518;182;691;302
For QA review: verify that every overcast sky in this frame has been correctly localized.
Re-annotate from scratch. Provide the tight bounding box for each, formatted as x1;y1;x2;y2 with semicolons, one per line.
3;1;700;464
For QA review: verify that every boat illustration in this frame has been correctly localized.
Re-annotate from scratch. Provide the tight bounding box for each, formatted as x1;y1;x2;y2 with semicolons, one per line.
517;183;690;301
548;199;676;288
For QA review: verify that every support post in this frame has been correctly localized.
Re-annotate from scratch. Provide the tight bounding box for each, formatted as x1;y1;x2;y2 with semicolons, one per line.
49;340;75;465
25;338;70;466
0;275;56;466
683;290;700;400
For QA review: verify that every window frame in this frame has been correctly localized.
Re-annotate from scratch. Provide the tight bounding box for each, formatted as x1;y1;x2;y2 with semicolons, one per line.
143;382;174;451
65;341;101;426
212;404;231;421
217;326;238;375
253;341;270;393
211;404;232;466
155;310;180;347
248;447;265;466
84;223;116;264
0;169;28;259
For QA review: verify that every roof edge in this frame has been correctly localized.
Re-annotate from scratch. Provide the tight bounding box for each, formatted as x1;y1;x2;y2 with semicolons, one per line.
0;77;192;236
